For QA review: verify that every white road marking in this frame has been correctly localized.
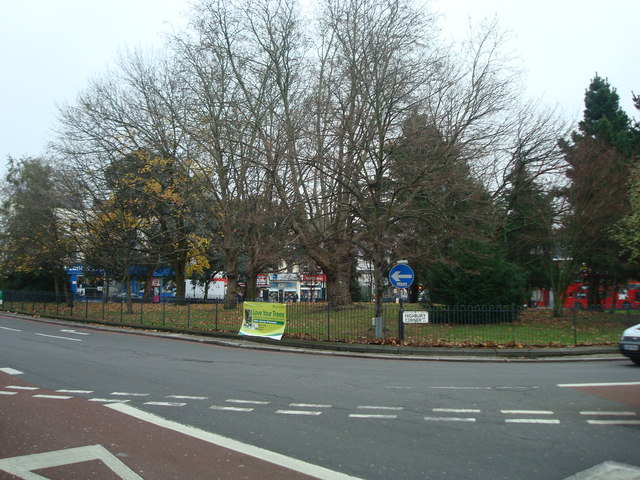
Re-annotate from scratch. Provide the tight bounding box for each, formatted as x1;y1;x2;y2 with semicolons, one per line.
35;333;82;342
558;381;640;387
210;405;254;412
0;368;23;375
0;391;18;395
580;411;637;416
60;329;90;336
587;419;640;425
167;395;208;400
290;403;332;408
357;405;404;411
276;410;323;416
505;419;561;424
110;392;149;397
108;403;364;480
226;399;270;405
433;408;481;413
0;327;21;332
144;401;186;407
0;444;143;480
424;416;476;422
89;398;130;403
431;386;492;390
56;389;94;394
563;461;640;480
6;386;38;390
32;394;72;399
349;414;398;419
501;410;554;415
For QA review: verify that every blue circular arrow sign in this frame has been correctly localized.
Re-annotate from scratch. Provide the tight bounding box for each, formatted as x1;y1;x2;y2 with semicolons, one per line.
389;263;414;289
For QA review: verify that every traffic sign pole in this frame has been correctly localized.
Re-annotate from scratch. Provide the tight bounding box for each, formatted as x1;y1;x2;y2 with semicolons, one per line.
389;263;414;341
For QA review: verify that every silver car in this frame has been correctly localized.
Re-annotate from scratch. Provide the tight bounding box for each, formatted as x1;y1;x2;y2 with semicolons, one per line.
619;323;640;366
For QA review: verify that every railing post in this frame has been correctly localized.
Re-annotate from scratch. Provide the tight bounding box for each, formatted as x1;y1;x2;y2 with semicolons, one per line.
326;302;331;341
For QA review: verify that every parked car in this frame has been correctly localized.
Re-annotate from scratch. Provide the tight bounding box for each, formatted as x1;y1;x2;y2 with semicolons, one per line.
619;323;640;365
111;292;142;303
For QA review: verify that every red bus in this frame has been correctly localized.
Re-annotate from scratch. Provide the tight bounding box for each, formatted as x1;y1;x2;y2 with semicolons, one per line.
562;282;640;310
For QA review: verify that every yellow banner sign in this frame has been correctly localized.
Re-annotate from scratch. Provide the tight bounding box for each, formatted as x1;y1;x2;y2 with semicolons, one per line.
239;302;287;340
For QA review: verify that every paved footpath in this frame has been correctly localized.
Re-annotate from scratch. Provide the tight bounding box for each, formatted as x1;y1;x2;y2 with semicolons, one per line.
0;372;359;480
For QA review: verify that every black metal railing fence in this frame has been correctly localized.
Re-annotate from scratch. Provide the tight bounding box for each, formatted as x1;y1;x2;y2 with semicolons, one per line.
1;290;636;348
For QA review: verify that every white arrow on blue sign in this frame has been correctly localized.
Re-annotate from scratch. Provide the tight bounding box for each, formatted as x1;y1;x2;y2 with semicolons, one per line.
389;263;414;289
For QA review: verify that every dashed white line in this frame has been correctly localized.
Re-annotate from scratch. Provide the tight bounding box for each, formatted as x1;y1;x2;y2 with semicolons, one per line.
289;403;332;408
357;405;404;411
433;408;481;413
144;401;186;407
558;381;640;387
35;333;82;342
587;419;640;425
210;405;254;412
110;392;149;397
424;416;476;422
6;386;38;390
167;395;208;400
580;411;637;416
107;403;365;480
89;398;130;403
32;394;72;400
56;389;94;394
226;399;270;405
0;391;18;395
349;414;398;419
277;410;323;416
501;410;554;415
505;419;560;424
0;327;21;332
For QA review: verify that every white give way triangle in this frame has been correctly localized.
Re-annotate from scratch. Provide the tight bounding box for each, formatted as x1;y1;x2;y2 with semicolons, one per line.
0;444;143;480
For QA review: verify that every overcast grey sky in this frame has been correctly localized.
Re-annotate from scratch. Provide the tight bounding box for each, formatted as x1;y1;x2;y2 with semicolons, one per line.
1;0;638;179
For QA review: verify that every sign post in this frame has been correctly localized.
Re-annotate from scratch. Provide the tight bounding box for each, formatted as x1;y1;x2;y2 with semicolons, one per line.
389;262;414;341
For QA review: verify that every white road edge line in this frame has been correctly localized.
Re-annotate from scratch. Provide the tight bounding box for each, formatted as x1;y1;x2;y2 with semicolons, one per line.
107;403;364;480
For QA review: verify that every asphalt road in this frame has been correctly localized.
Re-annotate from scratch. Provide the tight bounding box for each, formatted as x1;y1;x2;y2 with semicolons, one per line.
1;313;639;479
